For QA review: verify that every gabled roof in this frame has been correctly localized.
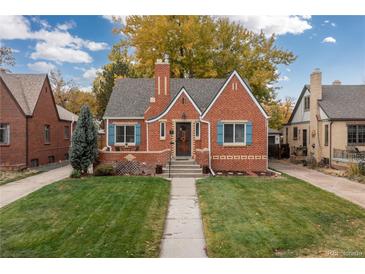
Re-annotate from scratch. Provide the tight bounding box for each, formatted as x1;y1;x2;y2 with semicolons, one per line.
0;72;47;115
103;78;226;118
103;72;268;119
287;84;365;124
319;85;365;120
56;105;78;122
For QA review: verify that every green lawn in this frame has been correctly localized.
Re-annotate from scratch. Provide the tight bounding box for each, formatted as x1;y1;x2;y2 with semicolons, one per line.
197;175;365;258
0;176;170;258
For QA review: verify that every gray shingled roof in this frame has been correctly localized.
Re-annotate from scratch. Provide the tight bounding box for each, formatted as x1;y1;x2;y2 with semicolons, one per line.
0;72;47;115
319;85;365;120
104;78;226;118
56;105;78;122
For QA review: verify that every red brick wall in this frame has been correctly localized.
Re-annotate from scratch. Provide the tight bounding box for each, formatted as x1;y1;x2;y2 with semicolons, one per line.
0;80;27;169
203;75;268;172
27;80;72;166
99;149;171;167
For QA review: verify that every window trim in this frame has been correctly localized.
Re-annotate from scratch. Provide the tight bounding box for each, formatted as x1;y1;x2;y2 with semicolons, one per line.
64;125;70;140
347;124;365;145
304;96;310;111
0;123;10;145
160;121;166;140
324;124;329;146
115;125;136;145
293;127;298;140
44;124;51;144
195;122;200;140
223;122;246;146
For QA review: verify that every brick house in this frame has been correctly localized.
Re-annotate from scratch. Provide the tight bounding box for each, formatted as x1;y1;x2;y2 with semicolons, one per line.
101;60;269;174
283;69;365;168
0;72;78;170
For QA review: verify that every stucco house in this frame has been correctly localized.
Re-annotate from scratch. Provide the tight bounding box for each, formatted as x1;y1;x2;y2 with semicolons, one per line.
0;72;78;170
283;69;365;168
100;59;269;176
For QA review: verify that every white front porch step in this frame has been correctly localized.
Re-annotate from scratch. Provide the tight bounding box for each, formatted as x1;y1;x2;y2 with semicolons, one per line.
163;168;202;174
160;173;207;178
164;165;201;169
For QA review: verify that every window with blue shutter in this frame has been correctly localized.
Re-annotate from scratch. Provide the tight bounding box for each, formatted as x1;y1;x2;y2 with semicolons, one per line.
135;123;141;145
246;121;252;145
108;124;115;145
217;122;223;145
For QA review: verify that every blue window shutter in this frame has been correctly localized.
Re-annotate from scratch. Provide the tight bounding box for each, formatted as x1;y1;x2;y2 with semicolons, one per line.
135;123;141;145
108;124;115;145
246;121;253;145
217;122;223;145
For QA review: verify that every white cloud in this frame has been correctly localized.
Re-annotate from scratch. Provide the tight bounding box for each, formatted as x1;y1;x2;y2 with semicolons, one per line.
102;15;126;24
331;22;336;27
322;36;336;44
228;15;312;36
0;15;31;39
84;41;109;51
83;67;102;80
57;21;76;31
279;75;290;81
31;42;93;63
0;16;108;64
27;61;56;73
286;68;291;72
324;20;330;24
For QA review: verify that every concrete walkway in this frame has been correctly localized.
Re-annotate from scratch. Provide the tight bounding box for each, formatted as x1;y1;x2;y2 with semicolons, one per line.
160;178;207;258
0;165;72;208
270;160;365;209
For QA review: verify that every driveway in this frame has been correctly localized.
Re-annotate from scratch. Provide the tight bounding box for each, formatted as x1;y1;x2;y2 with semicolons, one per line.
0;165;72;208
270;160;365;209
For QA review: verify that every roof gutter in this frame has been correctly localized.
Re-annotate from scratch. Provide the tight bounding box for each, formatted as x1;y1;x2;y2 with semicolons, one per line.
200;118;215;176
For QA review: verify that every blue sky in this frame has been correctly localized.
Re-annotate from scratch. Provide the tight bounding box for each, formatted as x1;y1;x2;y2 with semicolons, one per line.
0;15;364;100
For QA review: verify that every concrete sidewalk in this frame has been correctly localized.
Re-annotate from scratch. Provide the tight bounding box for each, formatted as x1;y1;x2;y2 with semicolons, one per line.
0;165;72;208
270;160;365;209
160;178;207;258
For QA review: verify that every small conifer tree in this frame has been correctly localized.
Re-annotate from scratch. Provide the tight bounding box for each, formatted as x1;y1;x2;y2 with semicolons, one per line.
69;105;98;174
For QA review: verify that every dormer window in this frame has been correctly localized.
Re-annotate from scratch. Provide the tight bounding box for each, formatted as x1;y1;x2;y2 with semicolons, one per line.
304;96;310;111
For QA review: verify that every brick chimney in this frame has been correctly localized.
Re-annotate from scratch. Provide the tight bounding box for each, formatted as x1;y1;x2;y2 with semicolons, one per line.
145;58;171;119
332;80;342;85
154;58;170;100
309;68;322;162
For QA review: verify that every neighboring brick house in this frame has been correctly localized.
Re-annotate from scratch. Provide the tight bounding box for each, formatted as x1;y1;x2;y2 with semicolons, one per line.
0;72;78;170
284;69;365;168
101;59;269;173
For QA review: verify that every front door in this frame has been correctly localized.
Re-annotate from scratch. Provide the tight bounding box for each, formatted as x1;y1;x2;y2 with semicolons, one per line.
302;129;307;147
176;122;191;157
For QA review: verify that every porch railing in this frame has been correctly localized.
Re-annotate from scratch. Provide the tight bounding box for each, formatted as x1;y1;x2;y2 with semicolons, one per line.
333;149;365;162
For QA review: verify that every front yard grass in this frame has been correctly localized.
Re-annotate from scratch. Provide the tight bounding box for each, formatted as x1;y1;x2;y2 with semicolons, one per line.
0;176;170;257
197;175;365;258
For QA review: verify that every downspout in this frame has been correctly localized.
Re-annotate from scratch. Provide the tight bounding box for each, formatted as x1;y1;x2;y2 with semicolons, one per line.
200;118;215;176
329;121;333;168
106;119;111;151
25;117;29;167
70;117;75;146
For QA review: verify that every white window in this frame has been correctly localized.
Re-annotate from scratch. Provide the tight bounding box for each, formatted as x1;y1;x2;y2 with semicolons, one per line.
0;123;10;145
115;125;135;144
44;125;51;144
195;122;200;139
160;122;166;140
223;123;245;144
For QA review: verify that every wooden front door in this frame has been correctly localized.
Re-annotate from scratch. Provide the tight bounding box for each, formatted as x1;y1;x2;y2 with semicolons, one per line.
176;122;191;157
